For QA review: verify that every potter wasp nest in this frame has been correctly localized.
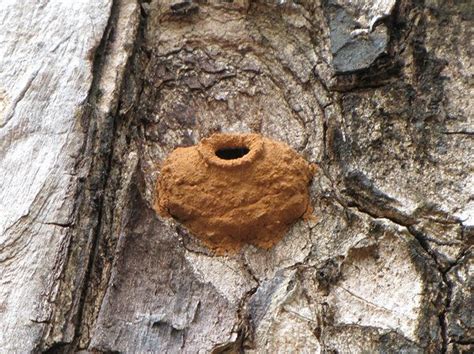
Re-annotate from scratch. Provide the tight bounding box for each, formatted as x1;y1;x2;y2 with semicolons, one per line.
155;133;315;253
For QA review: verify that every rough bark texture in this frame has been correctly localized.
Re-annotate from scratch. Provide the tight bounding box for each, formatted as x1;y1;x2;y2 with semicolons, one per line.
0;0;472;352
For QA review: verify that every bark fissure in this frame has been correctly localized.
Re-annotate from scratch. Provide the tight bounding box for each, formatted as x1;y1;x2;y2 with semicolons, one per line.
39;0;133;350
73;1;146;350
340;195;467;352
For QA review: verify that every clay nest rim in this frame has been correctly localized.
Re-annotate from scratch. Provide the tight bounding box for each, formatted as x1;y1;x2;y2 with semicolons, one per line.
197;133;264;168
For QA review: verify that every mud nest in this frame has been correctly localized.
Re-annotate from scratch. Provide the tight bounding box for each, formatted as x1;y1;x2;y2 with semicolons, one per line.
155;133;315;253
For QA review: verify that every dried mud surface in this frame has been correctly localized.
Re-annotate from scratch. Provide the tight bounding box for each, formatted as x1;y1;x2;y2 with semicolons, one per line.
155;133;315;253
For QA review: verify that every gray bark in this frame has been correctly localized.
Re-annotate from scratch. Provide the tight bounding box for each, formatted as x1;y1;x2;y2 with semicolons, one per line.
0;0;472;352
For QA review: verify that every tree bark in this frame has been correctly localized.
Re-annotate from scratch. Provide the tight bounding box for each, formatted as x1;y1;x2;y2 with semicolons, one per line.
0;0;472;352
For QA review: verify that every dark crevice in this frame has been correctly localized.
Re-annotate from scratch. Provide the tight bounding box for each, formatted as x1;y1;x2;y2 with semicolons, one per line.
211;327;246;354
72;0;150;351
42;341;69;354
234;256;260;351
407;227;444;267
65;0;124;350
439;271;453;353
442;131;474;135
40;0;139;351
406;226;452;353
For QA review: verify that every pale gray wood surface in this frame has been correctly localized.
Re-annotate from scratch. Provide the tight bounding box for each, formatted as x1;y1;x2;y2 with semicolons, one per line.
0;0;112;351
0;0;472;352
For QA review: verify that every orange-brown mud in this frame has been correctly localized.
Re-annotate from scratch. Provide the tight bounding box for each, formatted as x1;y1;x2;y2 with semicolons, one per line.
155;133;315;254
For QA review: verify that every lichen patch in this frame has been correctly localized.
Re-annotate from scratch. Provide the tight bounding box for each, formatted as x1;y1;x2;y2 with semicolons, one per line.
155;133;315;254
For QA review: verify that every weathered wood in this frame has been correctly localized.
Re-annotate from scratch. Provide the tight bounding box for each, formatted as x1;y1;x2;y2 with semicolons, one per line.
0;0;112;351
0;0;472;352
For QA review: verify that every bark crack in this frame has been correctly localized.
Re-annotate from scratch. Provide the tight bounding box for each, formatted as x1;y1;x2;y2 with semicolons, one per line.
40;0;126;351
1;67;40;127
337;195;467;353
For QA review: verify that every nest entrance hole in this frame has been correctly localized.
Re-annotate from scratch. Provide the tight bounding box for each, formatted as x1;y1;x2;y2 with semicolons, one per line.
215;147;250;160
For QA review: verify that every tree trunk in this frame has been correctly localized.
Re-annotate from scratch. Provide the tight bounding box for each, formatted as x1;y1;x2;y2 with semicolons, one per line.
0;0;472;352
